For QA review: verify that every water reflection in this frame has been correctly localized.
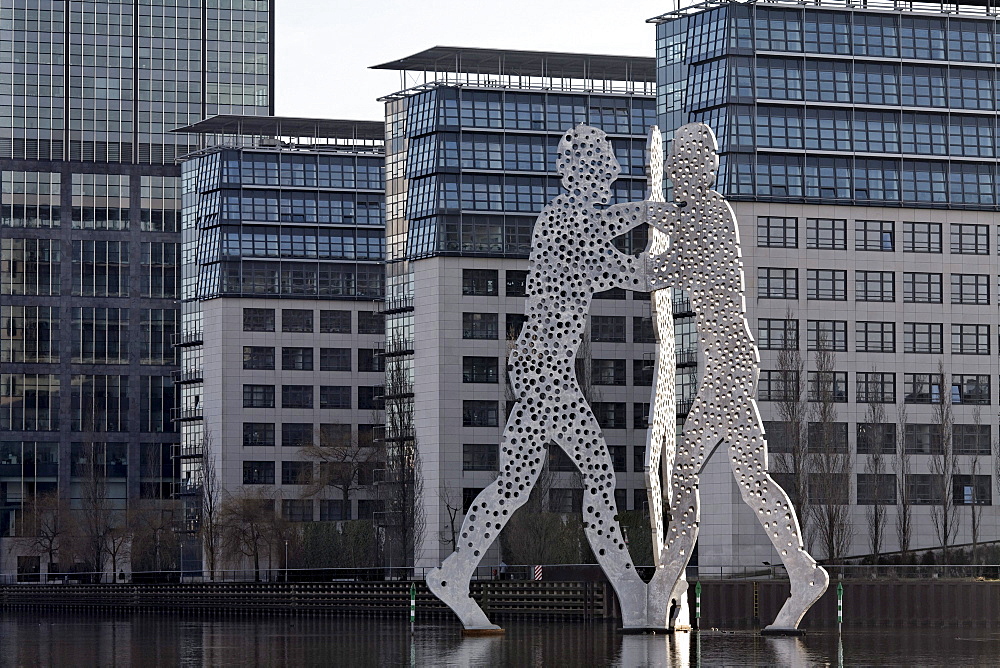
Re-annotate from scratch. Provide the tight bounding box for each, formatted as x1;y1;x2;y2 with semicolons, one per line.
3;612;1000;666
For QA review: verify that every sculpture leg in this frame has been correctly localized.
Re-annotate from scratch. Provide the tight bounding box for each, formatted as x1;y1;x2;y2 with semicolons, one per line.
727;402;829;632
646;288;676;567
427;403;546;630
554;400;647;628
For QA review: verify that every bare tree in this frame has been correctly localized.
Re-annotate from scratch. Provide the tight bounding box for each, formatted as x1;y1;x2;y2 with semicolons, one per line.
13;491;67;575
219;488;277;581
77;445;112;581
861;396;889;564
773;321;810;549
103;508;133;581
968;406;984;566
894;401;912;559
808;340;853;562
300;427;379;516
929;361;959;561
200;437;222;581
500;461;583;564
440;487;463;552
131;500;180;574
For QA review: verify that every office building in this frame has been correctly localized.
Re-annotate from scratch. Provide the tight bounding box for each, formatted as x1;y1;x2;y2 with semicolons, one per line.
0;0;274;579
175;116;385;570
373;47;665;567
651;0;1000;568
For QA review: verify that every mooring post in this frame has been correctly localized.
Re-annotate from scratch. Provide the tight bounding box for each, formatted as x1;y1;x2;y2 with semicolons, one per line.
410;582;416;634
695;581;702;630
837;582;843;634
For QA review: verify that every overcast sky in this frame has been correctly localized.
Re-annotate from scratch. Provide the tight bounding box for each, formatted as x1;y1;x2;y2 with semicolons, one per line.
275;1;670;121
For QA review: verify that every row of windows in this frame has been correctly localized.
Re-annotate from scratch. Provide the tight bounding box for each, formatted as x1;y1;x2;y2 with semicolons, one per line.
757;217;992;254
242;422;378;448
759;371;992;405
217;225;384;261
766;420;992;455
242;384;383;410
723;153;1000;206
208;260;384;299
242;307;383;335
405;88;656;137
759;319;993;355
758;268;997;305
746;58;1000;111
218;190;384;226
745;8;1000;63
735;106;1000;159
770;472;992;507
218;151;384;190
241;346;383;373
462;400;655;430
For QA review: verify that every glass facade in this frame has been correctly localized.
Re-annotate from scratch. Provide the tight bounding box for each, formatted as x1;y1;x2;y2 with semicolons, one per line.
658;4;1000;209
0;0;274;543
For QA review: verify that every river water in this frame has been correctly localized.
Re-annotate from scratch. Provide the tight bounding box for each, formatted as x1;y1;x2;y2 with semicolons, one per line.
2;612;999;666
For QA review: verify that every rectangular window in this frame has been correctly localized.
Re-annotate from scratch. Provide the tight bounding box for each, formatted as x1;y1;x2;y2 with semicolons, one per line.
950;224;989;254
757;216;797;247
758;267;798;299
72;240;129;296
952;375;990;405
857;474;897;505
903;322;943;353
634;403;650;429
320;423;352;445
591;316;626;342
319;386;350;409
952;324;990;354
905;425;943;454
758;370;798;402
282;309;313;333
593;402;627;429
633;359;654;386
857;422;896;454
281;461;313;485
0;374;60;430
906;474;944;504
806;218;847;249
282;498;314;521
358;349;384;373
282;385;313;409
320;309;351;333
856;372;896;403
282;423;313;448
608;445;627;472
243;384;275;408
855;271;895;302
506;313;527;340
319;499;349;521
904;374;943;404
807;320;847;351
633;316;655;343
903;222;942;253
809;473;851;505
953;475;992;506
807;269;846;300
243;422;275;447
591;359;627;386
463;356;499;383
758;319;799;350
281;347;313;371
954;424;991;455
505;270;528;297
358;386;383;411
807;421;848;453
463;312;499;339
320;348;351;372
463;444;498;471
951;274;989;304
463;400;499;427
808;371;848;402
357;311;384;334
243;461;275;484
462;269;498;296
903;273;942;303
856;220;895;251
856;322;895;352
243;308;275;332
763;421;793;454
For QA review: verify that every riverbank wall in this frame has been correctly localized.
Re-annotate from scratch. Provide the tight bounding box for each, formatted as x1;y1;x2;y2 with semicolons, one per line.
2;579;998;629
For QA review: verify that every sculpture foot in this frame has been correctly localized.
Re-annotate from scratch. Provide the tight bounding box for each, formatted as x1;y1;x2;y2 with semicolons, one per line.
426;567;499;631
768;564;830;631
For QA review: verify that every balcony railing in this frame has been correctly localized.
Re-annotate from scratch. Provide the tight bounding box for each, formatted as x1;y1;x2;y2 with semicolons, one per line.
672;298;694;316
173;368;204;383
676;348;698;366
383;337;414;356
172;330;203;347
378;295;413;315
171;406;203;421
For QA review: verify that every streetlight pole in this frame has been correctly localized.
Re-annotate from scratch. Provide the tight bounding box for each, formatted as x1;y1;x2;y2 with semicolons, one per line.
284;540;289;583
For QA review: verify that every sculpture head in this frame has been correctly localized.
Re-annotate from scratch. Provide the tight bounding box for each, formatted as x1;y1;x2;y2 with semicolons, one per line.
557;124;620;204
666;123;718;202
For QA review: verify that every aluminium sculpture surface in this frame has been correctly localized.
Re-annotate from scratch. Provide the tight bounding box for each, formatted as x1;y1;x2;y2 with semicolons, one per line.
426;122;828;634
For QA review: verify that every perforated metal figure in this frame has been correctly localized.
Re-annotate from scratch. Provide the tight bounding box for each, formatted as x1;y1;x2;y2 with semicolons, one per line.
645;123;829;632
427;124;655;631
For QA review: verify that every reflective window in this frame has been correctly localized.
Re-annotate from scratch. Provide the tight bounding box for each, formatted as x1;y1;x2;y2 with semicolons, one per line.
856;321;895;352
903;322;943;354
807;320;847;351
806;218;846;250
950;224;989;254
902;222;942;253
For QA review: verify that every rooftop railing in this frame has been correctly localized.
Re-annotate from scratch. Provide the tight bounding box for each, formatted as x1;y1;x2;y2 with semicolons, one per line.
649;0;1000;22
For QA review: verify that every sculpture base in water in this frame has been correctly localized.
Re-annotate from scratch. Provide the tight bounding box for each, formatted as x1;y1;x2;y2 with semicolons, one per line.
760;628;808;636
461;628;506;637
